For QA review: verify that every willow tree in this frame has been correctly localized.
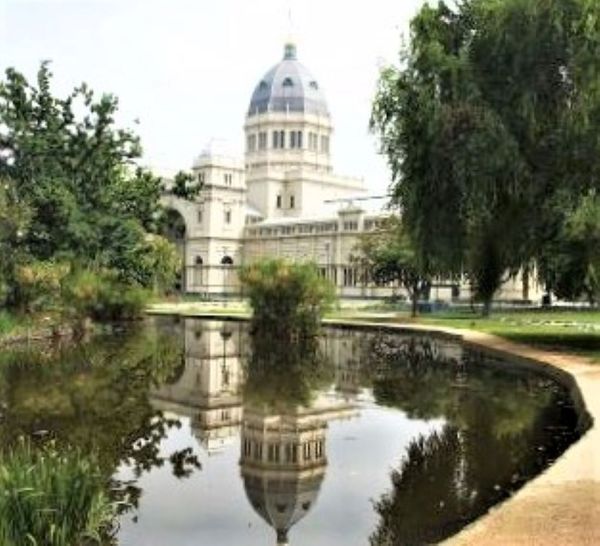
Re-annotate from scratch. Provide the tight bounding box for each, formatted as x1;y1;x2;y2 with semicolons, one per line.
372;0;600;313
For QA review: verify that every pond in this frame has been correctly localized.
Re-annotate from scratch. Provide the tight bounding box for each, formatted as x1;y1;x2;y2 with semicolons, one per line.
0;317;589;545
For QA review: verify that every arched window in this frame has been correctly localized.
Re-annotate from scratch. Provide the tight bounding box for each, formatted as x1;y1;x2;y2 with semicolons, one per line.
282;77;294;87
195;256;203;265
309;80;319;90
221;255;233;265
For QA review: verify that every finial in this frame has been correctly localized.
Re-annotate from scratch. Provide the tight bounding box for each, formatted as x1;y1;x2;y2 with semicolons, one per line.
283;0;297;60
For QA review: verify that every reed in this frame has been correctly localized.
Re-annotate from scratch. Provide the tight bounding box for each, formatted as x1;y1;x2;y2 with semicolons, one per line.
0;439;117;546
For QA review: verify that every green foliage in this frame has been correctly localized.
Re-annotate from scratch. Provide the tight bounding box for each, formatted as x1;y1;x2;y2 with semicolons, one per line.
168;171;202;201
540;191;600;304
141;234;182;293
0;179;32;305
355;216;430;316
0;62;178;315
62;268;150;322
0;320;200;512
372;0;600;310
13;261;70;314
0;439;116;546
239;259;336;338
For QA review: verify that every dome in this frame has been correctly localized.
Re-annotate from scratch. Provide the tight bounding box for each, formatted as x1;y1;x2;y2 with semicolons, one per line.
243;471;324;544
248;43;329;117
193;138;243;169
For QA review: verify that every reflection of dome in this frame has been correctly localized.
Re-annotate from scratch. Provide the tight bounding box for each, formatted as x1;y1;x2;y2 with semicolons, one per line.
240;407;328;545
243;471;324;545
248;43;329;117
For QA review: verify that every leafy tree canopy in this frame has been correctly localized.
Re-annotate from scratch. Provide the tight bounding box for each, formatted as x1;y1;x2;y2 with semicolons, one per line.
372;0;600;309
0;62;185;307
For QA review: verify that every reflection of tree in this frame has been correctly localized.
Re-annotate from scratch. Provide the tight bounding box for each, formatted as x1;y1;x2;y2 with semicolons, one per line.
243;326;334;411
241;326;340;546
367;333;585;545
0;320;200;515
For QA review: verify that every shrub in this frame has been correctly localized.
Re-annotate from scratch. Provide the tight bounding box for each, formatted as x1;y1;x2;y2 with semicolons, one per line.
13;261;70;314
0;439;117;546
239;259;336;338
62;268;150;322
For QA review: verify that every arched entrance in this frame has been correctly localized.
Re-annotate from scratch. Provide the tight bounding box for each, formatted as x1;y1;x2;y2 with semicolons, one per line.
221;255;234;293
194;256;204;289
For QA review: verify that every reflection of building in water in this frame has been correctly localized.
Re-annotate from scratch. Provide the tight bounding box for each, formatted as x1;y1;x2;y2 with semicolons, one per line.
240;395;357;545
151;320;246;453
322;328;370;399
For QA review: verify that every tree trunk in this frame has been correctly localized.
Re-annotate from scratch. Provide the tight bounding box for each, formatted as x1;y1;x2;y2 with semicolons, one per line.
482;297;492;317
410;281;419;318
522;264;530;301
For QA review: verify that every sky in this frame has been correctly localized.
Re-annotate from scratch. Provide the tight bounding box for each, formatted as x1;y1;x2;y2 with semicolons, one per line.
0;0;427;194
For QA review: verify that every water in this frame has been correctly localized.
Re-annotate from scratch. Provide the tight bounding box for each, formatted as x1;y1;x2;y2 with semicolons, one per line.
0;317;588;545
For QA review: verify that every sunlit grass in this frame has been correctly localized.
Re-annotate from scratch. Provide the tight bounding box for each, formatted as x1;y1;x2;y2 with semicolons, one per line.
0;440;117;546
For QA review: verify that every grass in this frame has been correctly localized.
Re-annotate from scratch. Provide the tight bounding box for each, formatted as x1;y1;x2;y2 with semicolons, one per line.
0;440;117;546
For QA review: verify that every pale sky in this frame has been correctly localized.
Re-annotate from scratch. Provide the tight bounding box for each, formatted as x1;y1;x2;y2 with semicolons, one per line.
0;0;426;194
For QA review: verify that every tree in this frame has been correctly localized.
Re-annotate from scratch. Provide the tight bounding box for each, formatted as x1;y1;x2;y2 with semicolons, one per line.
371;0;600;313
239;259;336;339
539;191;600;305
0;62;184;310
355;216;430;317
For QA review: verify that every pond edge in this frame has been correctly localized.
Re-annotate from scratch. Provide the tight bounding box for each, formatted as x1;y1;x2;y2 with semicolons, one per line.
146;309;600;545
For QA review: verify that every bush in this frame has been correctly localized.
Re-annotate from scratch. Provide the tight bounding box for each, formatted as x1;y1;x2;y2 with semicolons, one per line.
62;268;150;322
239;259;336;338
13;261;70;314
0;439;117;546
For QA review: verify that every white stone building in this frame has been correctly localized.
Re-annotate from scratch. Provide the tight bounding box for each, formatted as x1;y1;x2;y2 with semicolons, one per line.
161;41;539;302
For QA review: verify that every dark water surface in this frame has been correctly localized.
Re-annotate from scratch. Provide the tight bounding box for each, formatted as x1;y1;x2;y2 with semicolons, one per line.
0;317;589;545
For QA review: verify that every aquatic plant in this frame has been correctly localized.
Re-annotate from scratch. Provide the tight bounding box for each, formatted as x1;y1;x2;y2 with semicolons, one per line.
0;439;117;546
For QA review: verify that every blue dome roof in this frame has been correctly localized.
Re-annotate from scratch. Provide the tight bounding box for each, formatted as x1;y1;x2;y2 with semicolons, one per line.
247;44;329;117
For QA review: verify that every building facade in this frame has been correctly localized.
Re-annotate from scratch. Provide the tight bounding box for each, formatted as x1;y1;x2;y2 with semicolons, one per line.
161;42;540;302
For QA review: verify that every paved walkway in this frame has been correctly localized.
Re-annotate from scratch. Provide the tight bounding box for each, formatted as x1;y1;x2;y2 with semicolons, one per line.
148;307;600;545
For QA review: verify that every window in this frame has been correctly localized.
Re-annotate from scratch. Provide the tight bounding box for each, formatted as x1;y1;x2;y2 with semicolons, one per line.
197;209;203;223
282;77;294;87
221;255;234;265
309;80;319;90
258;131;267;150
289;130;303;149
276;194;282;208
197;171;205;184
321;135;330;153
268;444;280;462
247;134;256;152
224;210;231;224
224;173;232;186
343;267;359;286
272;130;285;149
290;195;295;209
